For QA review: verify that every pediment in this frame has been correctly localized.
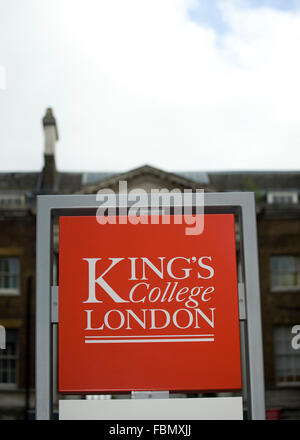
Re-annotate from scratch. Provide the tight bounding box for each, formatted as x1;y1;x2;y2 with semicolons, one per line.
78;164;211;194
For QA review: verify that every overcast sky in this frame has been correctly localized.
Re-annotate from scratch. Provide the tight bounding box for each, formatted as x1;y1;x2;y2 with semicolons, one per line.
1;0;300;173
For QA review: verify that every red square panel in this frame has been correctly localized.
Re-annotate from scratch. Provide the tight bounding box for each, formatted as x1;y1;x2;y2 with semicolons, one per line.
59;214;241;393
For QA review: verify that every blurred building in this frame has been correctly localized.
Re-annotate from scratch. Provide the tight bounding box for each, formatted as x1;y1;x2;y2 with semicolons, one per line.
0;109;300;419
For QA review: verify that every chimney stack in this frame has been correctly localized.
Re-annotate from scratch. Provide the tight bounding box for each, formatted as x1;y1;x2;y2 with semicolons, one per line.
43;107;58;155
41;108;58;192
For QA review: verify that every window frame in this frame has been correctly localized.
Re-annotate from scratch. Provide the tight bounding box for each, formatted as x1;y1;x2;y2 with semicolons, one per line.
0;194;25;209
0;256;20;296
0;328;19;390
273;325;300;387
270;255;300;292
267;191;298;205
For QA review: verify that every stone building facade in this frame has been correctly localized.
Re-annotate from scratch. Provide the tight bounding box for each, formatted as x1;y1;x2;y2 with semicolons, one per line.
0;108;300;419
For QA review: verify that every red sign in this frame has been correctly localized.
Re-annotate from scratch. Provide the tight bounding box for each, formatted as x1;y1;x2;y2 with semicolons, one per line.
59;214;241;393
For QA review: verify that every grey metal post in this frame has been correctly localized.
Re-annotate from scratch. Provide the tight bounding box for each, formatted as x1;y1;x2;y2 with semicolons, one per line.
35;197;53;419
239;194;266;419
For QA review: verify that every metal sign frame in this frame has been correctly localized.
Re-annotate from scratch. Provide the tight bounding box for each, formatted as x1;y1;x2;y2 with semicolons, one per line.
35;192;265;420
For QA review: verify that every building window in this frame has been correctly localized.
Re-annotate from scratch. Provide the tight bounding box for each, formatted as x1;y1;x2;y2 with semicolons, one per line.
274;325;300;386
0;194;25;209
267;191;298;205
0;329;18;387
0;257;20;295
270;256;300;291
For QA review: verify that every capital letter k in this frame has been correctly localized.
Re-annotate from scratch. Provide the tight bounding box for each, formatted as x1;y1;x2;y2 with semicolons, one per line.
83;258;129;303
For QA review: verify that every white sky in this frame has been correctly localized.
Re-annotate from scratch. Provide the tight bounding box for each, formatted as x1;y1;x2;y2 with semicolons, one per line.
0;0;300;173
